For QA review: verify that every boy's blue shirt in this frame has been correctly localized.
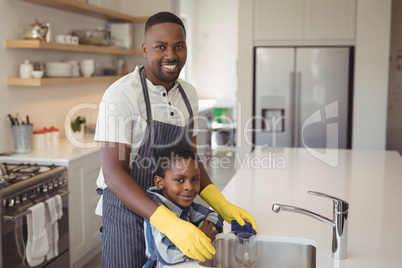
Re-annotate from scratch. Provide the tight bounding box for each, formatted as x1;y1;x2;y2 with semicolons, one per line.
143;186;224;268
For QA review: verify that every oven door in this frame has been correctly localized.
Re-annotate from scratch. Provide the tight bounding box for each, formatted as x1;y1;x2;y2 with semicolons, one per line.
1;189;69;268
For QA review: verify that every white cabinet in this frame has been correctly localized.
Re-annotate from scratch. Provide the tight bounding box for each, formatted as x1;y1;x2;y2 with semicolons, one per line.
304;0;356;40
254;0;304;40
68;150;102;267
254;0;356;41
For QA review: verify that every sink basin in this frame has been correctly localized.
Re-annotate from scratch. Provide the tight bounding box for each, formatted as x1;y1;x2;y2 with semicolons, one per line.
198;234;316;268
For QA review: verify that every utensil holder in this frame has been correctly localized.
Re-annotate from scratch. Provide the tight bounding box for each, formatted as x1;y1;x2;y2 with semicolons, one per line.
12;124;33;154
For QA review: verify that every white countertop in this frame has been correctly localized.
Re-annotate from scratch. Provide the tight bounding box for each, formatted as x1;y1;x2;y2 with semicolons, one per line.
174;147;402;267
0;134;99;165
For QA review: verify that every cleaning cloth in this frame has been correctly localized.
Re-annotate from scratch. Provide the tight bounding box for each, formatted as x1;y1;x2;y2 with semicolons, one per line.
45;195;62;260
26;202;49;266
231;220;257;235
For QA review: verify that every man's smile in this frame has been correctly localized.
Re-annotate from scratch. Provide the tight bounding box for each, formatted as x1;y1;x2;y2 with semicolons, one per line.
162;64;179;72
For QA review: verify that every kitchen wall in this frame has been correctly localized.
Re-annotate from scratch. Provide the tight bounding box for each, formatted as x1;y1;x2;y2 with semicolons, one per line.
0;0;176;153
180;0;238;103
387;0;402;155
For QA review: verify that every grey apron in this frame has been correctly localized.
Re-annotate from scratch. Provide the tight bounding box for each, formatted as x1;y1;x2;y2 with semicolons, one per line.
101;67;194;267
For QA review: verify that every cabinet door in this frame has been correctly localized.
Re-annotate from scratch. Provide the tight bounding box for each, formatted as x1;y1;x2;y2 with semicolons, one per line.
68;161;86;263
254;0;304;40
304;0;356;40
68;151;102;266
84;153;102;250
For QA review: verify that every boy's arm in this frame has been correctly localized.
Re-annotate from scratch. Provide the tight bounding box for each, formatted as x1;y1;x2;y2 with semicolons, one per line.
199;219;219;242
190;202;224;232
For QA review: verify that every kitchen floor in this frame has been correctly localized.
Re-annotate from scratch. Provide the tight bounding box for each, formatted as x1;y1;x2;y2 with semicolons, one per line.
82;151;236;268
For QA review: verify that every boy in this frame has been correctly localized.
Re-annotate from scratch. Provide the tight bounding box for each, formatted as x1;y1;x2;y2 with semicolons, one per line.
143;147;224;267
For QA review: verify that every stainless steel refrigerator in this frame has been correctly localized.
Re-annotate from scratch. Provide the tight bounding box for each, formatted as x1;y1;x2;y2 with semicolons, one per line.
253;47;352;149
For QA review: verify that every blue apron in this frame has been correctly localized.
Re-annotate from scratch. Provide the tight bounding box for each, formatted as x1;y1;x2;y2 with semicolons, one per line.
101;67;194;267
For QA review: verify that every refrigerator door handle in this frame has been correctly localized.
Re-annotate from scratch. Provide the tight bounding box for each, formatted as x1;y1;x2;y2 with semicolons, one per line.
293;72;302;147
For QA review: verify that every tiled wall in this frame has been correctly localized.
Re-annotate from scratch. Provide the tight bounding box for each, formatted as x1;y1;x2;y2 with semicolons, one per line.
387;0;402;154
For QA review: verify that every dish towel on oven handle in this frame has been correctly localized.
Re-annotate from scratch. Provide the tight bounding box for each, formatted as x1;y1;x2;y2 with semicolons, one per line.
44;194;63;260
26;202;49;267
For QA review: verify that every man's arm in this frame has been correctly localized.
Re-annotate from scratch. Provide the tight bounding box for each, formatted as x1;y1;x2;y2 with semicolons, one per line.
100;141;159;220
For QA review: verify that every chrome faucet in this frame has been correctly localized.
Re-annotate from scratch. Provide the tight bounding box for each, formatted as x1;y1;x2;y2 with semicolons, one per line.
272;191;349;259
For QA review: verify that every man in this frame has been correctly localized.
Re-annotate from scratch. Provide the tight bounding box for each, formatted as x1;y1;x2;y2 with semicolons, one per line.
95;11;257;267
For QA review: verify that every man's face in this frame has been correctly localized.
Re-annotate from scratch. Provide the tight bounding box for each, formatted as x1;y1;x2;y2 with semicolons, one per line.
155;159;200;208
142;22;187;90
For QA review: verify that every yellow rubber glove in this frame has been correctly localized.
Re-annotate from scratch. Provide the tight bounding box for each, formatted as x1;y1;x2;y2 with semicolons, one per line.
150;205;215;262
200;184;257;230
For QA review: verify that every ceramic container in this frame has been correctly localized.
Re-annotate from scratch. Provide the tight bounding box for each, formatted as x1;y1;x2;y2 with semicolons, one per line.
19;60;34;78
31;70;44;78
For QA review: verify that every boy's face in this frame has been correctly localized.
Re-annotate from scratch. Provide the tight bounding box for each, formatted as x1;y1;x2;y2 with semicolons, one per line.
155;159;200;208
142;22;187;90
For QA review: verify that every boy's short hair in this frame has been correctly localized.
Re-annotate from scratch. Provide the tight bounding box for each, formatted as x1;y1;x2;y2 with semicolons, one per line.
145;11;186;35
154;146;197;178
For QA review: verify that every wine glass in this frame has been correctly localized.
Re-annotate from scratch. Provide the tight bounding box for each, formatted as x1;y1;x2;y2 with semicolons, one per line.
234;232;258;267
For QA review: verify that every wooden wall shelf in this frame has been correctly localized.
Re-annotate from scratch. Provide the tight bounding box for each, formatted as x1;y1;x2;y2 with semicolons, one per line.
6;40;142;55
8;1;145;87
7;76;122;87
18;0;148;23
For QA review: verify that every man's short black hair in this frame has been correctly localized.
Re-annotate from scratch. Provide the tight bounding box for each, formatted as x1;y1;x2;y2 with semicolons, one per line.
145;11;186;35
154;146;196;178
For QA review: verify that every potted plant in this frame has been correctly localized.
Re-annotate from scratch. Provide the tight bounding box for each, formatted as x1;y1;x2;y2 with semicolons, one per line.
71;116;86;139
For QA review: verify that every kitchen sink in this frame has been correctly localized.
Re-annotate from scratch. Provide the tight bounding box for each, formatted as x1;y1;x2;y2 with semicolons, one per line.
198;234;316;268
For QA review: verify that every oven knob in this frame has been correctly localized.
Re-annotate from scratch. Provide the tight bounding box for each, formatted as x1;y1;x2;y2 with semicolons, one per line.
7;198;15;208
53;180;59;188
21;194;28;202
42;185;48;193
48;183;53;190
15;196;21;205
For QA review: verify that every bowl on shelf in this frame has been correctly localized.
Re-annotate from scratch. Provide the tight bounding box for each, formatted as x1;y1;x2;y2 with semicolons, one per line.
31;70;44;78
80;59;95;77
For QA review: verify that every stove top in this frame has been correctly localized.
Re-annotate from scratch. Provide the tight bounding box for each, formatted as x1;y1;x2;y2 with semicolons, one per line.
0;162;59;189
0;162;67;212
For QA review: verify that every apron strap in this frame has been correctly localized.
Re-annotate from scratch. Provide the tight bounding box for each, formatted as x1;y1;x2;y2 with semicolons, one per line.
178;84;194;118
139;66;153;121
